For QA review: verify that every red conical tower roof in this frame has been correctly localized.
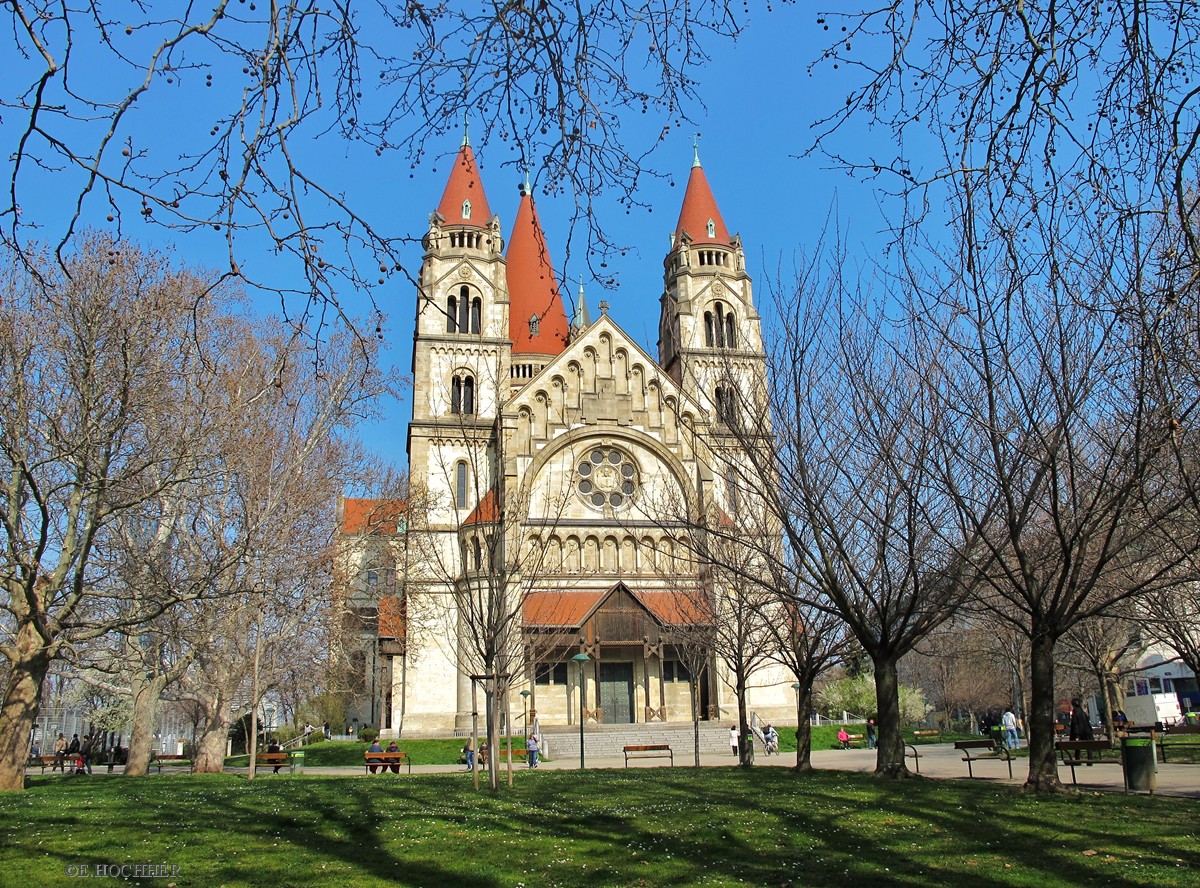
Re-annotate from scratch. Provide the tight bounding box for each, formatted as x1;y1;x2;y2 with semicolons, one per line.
673;151;731;246
505;188;569;357
436;135;492;228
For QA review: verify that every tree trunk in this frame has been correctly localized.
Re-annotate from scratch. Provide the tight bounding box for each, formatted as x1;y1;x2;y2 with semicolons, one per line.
1103;667;1124;744
484;681;499;792
793;681;815;773
691;680;701;768
873;655;907;778
192;707;232;773
124;675;165;777
736;672;752;768
0;627;51;791
1025;629;1063;792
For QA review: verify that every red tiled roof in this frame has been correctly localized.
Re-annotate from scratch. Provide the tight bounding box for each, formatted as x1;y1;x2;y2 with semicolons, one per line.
341;498;406;535
523;591;603;627
462;489;499;526
636;590;713;625
521;586;712;628
505;192;569;357
673;163;731;246
436;141;493;228
378;595;407;639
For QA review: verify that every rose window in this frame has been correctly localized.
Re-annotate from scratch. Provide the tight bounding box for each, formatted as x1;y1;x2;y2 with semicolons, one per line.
576;447;638;510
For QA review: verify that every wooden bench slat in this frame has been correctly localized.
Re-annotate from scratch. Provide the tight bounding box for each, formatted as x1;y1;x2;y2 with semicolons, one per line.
623;744;673;767
364;750;411;774
477;748;527;766
954;740;1013;779
1056;740;1122;787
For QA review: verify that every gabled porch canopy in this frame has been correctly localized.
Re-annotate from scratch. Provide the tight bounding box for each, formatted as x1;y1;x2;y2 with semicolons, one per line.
522;582;714;725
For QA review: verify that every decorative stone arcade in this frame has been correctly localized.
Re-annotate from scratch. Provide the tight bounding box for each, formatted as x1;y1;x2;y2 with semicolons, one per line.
523;582;716;726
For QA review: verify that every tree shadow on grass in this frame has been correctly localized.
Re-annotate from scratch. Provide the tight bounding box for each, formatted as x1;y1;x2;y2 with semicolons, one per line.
647;769;1200;887
7;770;1198;887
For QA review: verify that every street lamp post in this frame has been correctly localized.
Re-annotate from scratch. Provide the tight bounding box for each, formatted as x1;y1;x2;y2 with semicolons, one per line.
572;653;590;770
520;689;531;741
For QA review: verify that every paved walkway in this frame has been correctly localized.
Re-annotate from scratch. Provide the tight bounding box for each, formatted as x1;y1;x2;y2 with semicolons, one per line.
37;745;1196;798
232;744;1198;798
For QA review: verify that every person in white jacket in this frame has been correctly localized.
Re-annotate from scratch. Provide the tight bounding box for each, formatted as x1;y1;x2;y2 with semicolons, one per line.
1001;709;1020;749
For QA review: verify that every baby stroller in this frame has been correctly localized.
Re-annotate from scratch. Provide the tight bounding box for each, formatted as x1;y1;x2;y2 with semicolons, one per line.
73;755;87;776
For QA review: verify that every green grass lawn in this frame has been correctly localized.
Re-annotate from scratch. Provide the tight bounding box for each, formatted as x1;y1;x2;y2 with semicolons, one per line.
2;769;1197;887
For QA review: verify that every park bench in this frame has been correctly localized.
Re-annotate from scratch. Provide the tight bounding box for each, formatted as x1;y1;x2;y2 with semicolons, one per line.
27;754;60;774
150;753;189;773
623;744;674;767
904;730;941;774
955;739;1013;779
477;747;527;767
1056;740;1121;785
364;751;411;774
1158;725;1200;762
256;752;293;773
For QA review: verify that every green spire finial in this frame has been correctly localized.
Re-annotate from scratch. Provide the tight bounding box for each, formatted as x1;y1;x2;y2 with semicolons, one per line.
692;133;701;168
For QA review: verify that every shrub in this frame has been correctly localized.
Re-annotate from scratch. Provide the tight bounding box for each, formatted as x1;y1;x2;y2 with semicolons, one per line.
359;728;379;744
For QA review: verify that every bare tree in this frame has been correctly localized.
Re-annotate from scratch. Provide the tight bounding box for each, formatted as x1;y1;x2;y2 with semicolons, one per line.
922;237;1198;791
1143;582;1200;684
4;1;759;321
0;236;239;791
656;593;717;768
910;620;1012;733
693;515;777;768
169;325;390;774
755;272;975;779
811;4;1200;310
767;588;850;772
1060;608;1149;743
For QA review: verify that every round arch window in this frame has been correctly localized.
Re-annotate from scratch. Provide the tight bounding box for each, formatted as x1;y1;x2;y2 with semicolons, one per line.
577;447;639;510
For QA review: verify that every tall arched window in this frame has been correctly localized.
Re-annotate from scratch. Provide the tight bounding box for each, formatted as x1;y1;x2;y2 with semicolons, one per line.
709;301;735;348
451;375;476;414
472;537;482;570
715;384;737;426
470;297;481;334
457;285;471;332
455;461;468;508
446;295;458;333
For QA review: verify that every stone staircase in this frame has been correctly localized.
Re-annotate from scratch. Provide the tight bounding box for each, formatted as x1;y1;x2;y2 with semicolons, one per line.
534;722;732;759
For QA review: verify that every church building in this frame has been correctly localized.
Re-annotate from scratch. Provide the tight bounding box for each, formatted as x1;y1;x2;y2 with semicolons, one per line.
338;134;795;736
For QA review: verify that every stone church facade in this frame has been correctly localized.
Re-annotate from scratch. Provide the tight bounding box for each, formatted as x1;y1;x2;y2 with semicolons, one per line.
337;135;796;736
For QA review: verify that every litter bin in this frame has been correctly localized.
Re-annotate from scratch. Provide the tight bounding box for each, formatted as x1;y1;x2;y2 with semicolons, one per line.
290;750;305;774
1121;737;1156;793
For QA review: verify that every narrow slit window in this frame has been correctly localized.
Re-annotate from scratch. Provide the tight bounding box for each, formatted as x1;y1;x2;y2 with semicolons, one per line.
455;462;468;508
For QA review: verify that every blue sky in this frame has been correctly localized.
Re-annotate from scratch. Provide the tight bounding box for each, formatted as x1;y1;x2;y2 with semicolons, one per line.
345;8;898;464
5;4;905;469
